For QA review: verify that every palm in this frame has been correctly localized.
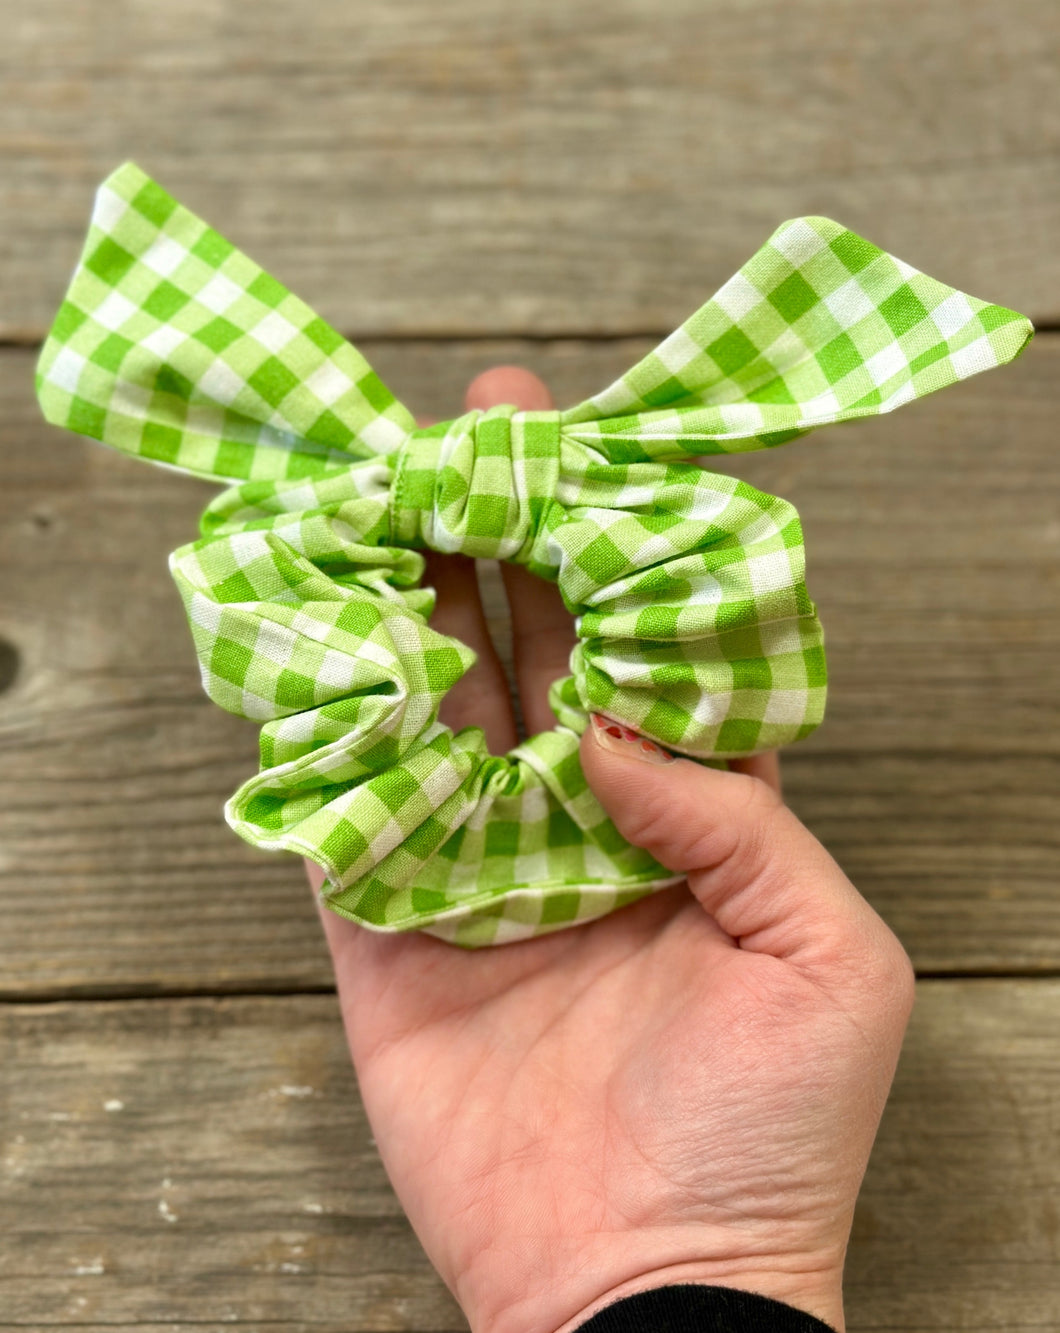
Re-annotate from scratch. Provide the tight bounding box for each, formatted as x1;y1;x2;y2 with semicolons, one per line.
308;370;903;1333
320;866;870;1333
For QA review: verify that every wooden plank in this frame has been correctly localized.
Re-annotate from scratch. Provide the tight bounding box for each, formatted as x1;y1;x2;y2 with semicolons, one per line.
0;995;464;1331
847;981;1060;1331
1;984;1057;1329
2;0;1056;338
0;335;1056;995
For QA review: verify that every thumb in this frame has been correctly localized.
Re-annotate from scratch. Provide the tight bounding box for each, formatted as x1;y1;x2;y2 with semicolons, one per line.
580;716;906;983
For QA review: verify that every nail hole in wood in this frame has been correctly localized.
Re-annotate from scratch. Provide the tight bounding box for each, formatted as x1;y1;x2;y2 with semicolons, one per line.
0;639;20;695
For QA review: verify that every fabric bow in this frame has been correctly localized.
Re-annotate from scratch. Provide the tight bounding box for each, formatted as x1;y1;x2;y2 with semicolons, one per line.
36;163;1032;946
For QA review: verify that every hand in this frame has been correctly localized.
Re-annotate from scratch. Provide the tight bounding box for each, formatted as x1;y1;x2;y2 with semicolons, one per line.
305;367;915;1333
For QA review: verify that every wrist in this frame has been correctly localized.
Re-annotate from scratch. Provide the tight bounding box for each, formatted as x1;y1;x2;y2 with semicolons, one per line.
551;1261;844;1333
459;1243;845;1333
556;1282;841;1333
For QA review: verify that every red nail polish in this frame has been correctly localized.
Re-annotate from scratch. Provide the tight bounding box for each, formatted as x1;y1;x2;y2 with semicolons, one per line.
590;720;678;766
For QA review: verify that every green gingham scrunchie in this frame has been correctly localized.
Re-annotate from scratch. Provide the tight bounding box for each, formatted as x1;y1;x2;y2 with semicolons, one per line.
36;163;1032;947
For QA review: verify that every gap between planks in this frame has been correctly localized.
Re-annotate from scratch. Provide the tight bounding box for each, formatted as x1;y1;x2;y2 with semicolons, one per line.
2;970;1060;1006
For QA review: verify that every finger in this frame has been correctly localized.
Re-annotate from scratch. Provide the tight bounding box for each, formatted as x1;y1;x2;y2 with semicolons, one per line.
305;855;359;956
728;749;782;796
423;550;518;754
464;364;554;412
500;564;577;736
579;719;912;991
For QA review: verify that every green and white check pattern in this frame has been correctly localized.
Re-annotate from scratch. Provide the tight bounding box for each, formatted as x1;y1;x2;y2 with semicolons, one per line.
36;163;1033;946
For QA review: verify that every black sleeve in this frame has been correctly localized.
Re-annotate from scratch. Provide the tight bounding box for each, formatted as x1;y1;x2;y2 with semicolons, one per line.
573;1284;837;1333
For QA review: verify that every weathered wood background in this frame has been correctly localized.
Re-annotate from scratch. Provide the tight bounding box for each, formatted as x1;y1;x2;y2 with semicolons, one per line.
1;2;1057;1329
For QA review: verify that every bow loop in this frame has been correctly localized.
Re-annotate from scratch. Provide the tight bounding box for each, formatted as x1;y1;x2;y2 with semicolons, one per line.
36;161;416;486
390;405;562;562
562;216;1032;462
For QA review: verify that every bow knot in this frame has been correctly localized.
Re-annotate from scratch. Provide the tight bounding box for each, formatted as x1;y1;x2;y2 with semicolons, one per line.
390;405;562;563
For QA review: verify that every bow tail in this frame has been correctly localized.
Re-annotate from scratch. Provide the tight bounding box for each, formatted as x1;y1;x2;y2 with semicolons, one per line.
561;217;1033;462
36;162;415;486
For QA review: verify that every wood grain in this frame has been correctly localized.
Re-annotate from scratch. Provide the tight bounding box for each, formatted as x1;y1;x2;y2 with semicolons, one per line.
2;0;1056;338
1;334;1057;993
0;995;465;1331
847;980;1060;1331
4;6;1057;1328
1;983;1057;1330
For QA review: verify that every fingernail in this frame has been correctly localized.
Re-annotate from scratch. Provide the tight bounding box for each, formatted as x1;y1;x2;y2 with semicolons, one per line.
589;713;676;766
